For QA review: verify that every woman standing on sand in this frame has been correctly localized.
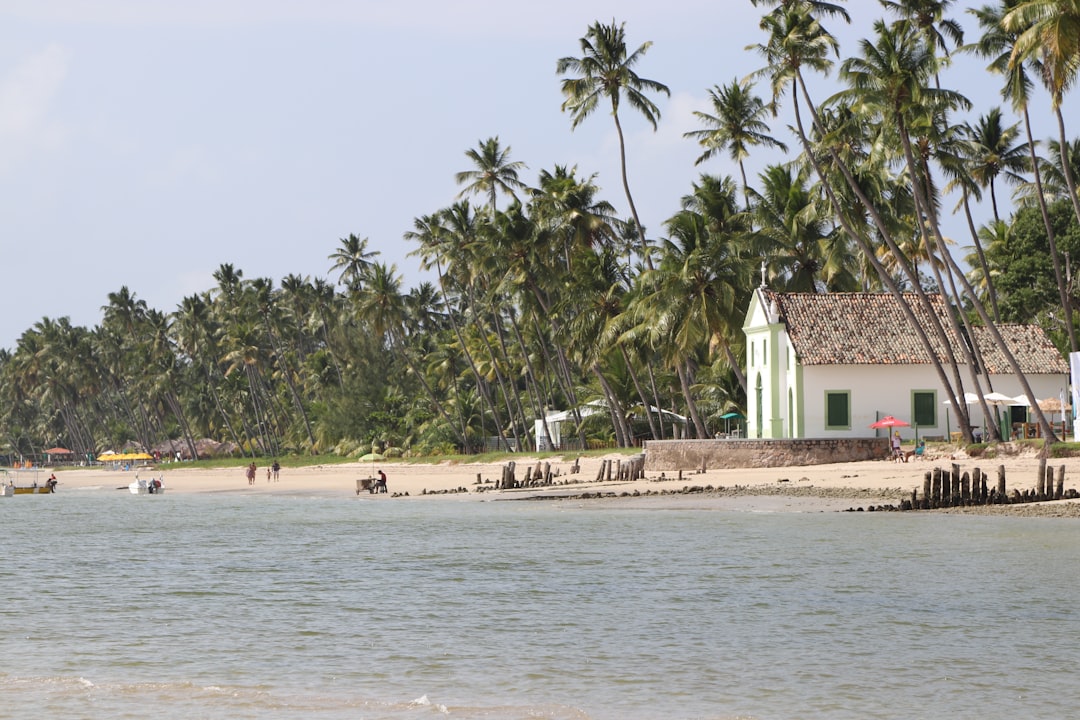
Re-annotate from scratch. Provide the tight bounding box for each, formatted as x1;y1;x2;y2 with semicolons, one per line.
246;462;256;485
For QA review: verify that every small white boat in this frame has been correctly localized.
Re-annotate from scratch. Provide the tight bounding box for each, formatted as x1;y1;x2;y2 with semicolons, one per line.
129;476;165;495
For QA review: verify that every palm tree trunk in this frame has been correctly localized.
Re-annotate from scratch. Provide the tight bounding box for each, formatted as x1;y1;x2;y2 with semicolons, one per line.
960;190;1001;322
1055;106;1080;238
592;365;629;447
435;262;509;451
612;110;653;271
677;361;708;438
1024;106;1077;352
619;344;660;440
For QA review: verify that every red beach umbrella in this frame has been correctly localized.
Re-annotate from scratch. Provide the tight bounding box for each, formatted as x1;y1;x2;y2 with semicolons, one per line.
869;416;910;429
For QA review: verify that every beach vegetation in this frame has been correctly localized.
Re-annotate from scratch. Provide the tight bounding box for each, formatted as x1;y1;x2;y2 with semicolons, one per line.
4;4;1080;463
1048;441;1080;457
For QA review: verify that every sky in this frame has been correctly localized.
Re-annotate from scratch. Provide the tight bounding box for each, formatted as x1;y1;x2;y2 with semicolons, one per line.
1;0;1077;351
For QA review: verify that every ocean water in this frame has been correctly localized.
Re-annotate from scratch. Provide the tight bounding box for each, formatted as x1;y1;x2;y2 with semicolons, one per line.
2;491;1079;720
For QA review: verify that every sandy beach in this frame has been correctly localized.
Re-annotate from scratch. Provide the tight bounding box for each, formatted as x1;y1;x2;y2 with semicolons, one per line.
22;446;1080;516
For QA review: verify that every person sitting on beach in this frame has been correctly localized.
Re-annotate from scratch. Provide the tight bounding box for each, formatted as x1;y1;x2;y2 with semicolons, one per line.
904;439;926;462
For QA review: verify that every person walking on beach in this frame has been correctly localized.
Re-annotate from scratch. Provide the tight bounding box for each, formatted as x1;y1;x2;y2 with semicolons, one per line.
271;460;280;481
246;461;256;485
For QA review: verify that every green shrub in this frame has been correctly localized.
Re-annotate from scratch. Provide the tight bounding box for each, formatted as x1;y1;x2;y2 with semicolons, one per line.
1049;442;1080;458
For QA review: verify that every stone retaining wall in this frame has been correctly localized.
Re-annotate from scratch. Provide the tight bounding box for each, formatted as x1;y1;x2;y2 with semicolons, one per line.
643;438;890;470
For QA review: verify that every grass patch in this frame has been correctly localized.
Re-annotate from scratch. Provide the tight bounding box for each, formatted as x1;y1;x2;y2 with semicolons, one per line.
965;443;988;458
1048;441;1080;458
149;446;644;472
394;446;643;467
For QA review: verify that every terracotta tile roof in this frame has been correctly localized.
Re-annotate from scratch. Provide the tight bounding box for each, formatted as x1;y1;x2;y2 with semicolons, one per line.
764;291;1067;374
970;324;1069;374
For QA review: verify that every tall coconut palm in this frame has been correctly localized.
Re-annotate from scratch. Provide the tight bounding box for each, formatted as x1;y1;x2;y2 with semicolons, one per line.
557;19;670;270
751;164;837;293
173;292;245;451
454;136;527;215
937;118;1003;321
1004;1;1080;236
962;107;1031;222
1014;137;1080;206
840;18;1059;439
752;2;994;440
406;207;509;450
750;0;850;20
970;0;1078;351
880;0;964;56
684;78;788;210
328;234;378;293
528;164;621;272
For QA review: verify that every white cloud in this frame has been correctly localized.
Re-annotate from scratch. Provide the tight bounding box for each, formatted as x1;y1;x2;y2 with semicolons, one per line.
0;44;69;172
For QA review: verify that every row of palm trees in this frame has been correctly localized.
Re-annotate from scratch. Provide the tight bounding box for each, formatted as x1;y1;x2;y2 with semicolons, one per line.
2;0;1080;461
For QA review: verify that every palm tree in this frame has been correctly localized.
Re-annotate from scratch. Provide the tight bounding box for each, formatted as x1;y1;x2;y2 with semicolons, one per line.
750;0;850;20
454;137;527;215
963;107;1030;222
839;18;1058;440
751;164;837;293
684;78;788;209
970;0;1078;351
751;3;992;440
528;164;621;272
880;0;964;56
937;117;1004;321
406;206;510;451
328;234;378;293
1004;1;1080;234
1014;137;1080;206
557;19;670;270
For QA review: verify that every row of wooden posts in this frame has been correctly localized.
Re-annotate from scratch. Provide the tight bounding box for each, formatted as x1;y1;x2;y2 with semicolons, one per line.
902;458;1078;510
493;456;645;489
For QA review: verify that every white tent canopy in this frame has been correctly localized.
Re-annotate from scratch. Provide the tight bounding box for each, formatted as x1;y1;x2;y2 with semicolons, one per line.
534;402;687;451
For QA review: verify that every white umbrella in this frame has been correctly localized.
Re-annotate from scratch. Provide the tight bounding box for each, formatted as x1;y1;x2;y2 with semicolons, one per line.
942;393;980;441
1011;394;1032;407
942;392;979;406
984;392;1023;441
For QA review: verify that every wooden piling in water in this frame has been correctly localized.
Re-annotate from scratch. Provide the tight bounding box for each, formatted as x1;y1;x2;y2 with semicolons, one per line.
892;461;1078;512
